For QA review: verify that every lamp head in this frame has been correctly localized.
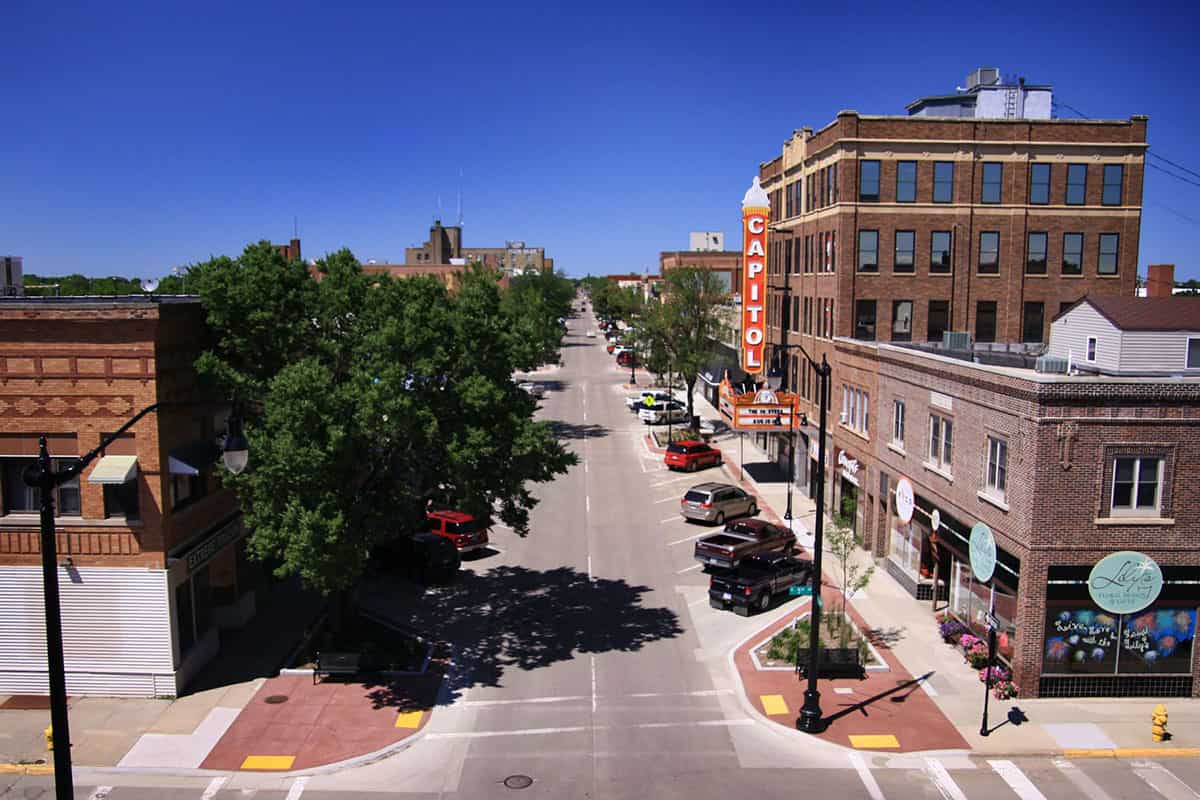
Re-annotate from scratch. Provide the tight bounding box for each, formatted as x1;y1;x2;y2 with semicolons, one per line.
221;415;249;474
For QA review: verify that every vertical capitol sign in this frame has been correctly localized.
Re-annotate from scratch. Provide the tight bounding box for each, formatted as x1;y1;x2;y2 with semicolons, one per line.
741;177;770;374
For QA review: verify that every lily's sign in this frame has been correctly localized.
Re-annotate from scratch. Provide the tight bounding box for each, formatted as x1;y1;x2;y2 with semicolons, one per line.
741;177;770;374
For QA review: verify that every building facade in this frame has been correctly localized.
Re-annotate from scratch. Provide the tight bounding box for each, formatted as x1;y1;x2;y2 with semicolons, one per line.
0;297;258;697
404;222;552;274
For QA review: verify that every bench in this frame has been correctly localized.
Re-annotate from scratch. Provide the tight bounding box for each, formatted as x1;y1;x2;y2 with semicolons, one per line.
795;647;865;680
314;651;361;684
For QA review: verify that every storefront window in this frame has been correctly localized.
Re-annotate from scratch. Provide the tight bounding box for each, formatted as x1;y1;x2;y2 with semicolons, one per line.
1043;607;1196;676
951;558;1018;662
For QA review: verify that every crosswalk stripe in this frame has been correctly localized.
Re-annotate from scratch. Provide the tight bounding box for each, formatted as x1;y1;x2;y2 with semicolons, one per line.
1132;760;1200;800
923;758;968;800
989;760;1048;800
285;776;309;800
201;776;229;800
1053;758;1114;800
848;752;886;800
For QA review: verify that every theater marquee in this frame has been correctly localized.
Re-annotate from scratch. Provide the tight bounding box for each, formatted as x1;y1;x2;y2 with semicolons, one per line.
719;377;801;432
741;177;770;374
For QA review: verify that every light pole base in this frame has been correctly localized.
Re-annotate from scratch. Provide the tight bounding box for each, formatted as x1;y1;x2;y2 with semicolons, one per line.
796;689;825;733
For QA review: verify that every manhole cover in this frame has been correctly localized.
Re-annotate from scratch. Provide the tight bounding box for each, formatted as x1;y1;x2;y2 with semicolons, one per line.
503;775;534;790
263;695;290;704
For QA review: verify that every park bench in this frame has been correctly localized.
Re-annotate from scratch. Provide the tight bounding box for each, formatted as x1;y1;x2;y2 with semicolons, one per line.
314;651;361;684
795;646;865;680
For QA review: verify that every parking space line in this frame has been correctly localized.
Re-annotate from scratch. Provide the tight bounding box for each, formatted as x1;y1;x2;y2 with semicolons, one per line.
654;495;682;504
667;530;711;546
285;776;309;800
659;515;686;524
676;563;703;574
988;760;1047;800
650;475;701;488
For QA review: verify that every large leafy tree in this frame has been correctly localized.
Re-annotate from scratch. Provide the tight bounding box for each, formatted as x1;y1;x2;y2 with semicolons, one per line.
499;268;575;370
190;242;575;596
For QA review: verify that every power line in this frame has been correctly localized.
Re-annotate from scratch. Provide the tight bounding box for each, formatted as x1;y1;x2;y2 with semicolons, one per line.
1148;150;1200;182
1057;97;1200;185
1149;201;1200;227
1147;162;1200;189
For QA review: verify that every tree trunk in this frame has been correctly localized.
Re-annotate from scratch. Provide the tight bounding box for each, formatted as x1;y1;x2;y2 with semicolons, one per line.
685;375;696;428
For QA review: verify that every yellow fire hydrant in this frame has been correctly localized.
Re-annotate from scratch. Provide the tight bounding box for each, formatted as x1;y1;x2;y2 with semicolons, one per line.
1152;704;1169;743
44;724;53;751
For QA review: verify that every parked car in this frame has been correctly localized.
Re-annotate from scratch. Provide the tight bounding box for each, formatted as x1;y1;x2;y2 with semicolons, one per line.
625;389;675;411
606;342;617;354
698;418;730;438
693;518;795;570
518;381;545;398
709;554;813;615
639;401;687;425
664;440;723;472
371;531;461;584
679;482;757;524
425;509;490;553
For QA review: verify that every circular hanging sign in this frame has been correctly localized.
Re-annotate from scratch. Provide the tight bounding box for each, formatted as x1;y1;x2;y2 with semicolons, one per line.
930;509;941;533
1088;551;1163;615
969;522;996;584
894;478;914;524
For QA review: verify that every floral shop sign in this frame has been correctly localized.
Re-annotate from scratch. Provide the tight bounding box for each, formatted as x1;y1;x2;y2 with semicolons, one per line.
1088;550;1163;615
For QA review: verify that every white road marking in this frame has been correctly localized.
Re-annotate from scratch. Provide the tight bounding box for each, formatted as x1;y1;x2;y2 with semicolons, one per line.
848;752;886;800
625;689;733;699
917;674;939;697
587;554;593;580
586;496;591;512
688;596;711;607
461;695;588;708
667;530;711;546
1052;758;1114;800
285;776;309;800
988;760;1047;800
87;788;113;800
630;719;752;730
591;655;598;713
1132;760;1200;800
584;461;588;473
426;726;593;740
923;758;968;800
654;495;682;504
676;563;703;574
659;515;684;524
202;777;229;800
650;474;701;488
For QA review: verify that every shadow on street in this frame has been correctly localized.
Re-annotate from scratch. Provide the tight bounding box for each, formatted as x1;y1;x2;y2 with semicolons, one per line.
549;420;611;439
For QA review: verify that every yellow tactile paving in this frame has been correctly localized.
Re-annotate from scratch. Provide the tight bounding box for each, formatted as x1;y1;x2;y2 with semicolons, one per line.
240;755;296;770
848;734;900;749
395;710;424;729
759;694;789;716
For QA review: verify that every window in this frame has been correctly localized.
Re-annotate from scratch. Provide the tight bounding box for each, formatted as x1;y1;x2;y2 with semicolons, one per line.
843;385;869;434
985;436;1008;498
933;162;954;203
1026;232;1048;275
1029;163;1050;204
891;300;913;342
1022;301;1045;343
175;582;195;656
930;231;952;273
104;480;140;521
858;230;879;272
896;161;916;202
859;160;880;202
978;231;999;274
892;399;905;447
1098;233;1120;275
1066;164;1087;205
894;231;915;273
1111;457;1161;516
975;301;997;343
1062;233;1083;276
928;414;953;471
803;296;812;334
1;457;80;516
927;300;950;342
1102;164;1124;205
854;300;877;340
828;231;836;273
981;162;1002;203
1086;336;1097;362
1188;338;1200;369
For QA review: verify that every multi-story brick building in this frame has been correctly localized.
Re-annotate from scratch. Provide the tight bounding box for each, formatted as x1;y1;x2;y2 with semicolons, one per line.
0;296;258;697
404;221;553;274
659;249;742;297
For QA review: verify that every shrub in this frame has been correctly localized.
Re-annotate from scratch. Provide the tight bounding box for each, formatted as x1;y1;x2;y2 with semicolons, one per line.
992;680;1018;700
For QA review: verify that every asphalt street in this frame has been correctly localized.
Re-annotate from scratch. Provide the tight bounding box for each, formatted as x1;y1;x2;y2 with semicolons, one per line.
8;303;1200;798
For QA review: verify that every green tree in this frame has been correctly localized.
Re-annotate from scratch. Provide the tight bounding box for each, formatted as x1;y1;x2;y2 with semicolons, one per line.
500;268;575;370
824;497;874;646
189;242;575;598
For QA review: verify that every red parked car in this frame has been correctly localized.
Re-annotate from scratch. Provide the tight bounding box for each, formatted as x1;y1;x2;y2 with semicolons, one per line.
425;509;489;553
664;440;723;472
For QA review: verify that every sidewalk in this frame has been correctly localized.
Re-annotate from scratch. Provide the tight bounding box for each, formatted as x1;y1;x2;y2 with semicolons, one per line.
683;388;1200;756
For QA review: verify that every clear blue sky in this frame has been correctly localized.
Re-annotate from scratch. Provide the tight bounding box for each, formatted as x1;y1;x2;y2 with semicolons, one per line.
4;0;1199;280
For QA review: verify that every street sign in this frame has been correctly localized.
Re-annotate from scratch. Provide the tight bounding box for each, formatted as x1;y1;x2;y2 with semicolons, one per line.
984;612;1000;630
894;477;914;524
1088;550;1163;614
969;522;996;584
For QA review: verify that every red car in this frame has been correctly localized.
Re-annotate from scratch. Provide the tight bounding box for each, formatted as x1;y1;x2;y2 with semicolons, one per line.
606;342;616;354
664;440;723;472
425;509;489;553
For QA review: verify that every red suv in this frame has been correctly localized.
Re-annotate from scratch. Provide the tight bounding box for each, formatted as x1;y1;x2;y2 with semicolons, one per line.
664;440;722;472
425;509;489;553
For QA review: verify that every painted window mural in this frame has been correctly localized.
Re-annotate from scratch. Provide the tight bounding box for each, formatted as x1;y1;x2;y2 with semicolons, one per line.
1043;607;1196;675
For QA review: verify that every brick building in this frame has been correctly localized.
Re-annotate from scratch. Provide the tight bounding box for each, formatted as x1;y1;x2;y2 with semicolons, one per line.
0;297;258;697
659;249;742;297
404;221;552;274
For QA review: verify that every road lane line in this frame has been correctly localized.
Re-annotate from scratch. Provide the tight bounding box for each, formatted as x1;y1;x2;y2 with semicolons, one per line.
285;776;309;800
587;554;593;580
1052;759;1114;800
201;777;228;800
848;752;886;800
1132;760;1200;799
923;758;968;800
591;655;598;713
667;530;711;546
584;461;588;473
626;689;733;698
427;726;593;740
586;496;591;512
654;495;682;504
462;695;588;707
630;719;753;730
988;760;1047;800
676;563;703;574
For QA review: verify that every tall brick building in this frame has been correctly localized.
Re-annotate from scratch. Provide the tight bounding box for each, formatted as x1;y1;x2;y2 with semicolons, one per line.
0;297;257;697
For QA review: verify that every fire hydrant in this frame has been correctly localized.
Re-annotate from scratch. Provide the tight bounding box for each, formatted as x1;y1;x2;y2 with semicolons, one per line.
44;724;53;751
1152;704;1169;742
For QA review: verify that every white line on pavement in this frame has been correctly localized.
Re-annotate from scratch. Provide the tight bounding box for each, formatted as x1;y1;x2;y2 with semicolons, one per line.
587;554;593;580
285;776;309;800
988;760;1047;800
460;695;588;707
667;530;711;546
659;515;684;524
688;596;711;607
1132;760;1200;800
650;474;700;488
586;496;591;512
630;719;753;730
87;788;113;800
625;689;733;698
1053;759;1114;800
923;758;968;800
676;563;703;574
201;777;228;800
591;655;598;713
584;461;589;473
918;674;939;697
654;495;682;504
848;752;886;800
426;726;593;740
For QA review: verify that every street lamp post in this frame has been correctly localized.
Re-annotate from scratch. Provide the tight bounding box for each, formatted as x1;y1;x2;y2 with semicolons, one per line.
23;402;248;799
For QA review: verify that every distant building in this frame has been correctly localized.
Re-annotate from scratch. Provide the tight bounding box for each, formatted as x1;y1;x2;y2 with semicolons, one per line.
1048;293;1200;376
689;231;725;252
660;250;741;296
1;256;22;297
907;67;1052;120
404;223;552;274
273;238;302;262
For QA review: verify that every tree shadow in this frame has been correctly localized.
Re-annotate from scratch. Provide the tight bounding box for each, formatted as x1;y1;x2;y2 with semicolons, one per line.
538;379;570;393
742;461;788;484
864;626;907;649
549;420;611;440
356;565;683;706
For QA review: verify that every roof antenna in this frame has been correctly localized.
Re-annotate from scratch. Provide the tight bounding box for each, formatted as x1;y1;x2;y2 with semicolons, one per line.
293;215;298;239
457;167;464;227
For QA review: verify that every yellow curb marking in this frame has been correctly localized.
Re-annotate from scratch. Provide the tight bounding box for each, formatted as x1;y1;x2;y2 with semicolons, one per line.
240;755;296;770
849;734;901;749
759;695;789;716
0;764;54;775
395;710;424;729
1065;747;1200;759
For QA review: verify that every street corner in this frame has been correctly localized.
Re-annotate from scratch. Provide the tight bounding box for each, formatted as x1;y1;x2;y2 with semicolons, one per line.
731;591;970;755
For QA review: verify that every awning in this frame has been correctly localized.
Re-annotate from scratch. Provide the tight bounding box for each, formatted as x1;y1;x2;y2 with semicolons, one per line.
87;455;139;484
699;361;752;388
168;441;221;476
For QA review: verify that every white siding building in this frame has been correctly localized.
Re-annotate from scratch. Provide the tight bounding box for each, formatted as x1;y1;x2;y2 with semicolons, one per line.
1049;295;1200;376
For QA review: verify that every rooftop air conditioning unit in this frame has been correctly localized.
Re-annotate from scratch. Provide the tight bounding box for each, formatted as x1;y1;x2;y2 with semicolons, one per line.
942;331;973;350
1035;356;1069;374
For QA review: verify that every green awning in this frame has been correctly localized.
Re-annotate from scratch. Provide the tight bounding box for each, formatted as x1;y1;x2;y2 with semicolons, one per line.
87;455;138;484
168;441;221;476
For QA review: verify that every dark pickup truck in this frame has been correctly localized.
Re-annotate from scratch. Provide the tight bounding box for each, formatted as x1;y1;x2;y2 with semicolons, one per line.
693;519;796;570
709;555;814;616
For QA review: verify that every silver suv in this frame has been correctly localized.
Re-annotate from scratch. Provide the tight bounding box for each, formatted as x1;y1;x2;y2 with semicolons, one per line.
679;482;757;524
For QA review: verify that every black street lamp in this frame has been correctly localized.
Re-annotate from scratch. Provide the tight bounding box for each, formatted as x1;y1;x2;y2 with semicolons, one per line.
23;402;248;799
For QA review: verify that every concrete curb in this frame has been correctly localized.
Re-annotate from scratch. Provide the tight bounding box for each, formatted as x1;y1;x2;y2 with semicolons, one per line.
0;763;53;775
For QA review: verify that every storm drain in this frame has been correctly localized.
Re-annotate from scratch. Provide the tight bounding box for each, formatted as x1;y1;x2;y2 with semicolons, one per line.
263;695;290;704
503;775;534;790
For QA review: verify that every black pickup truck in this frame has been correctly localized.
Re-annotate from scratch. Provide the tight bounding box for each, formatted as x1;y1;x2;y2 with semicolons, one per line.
708;555;813;616
693;519;796;570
